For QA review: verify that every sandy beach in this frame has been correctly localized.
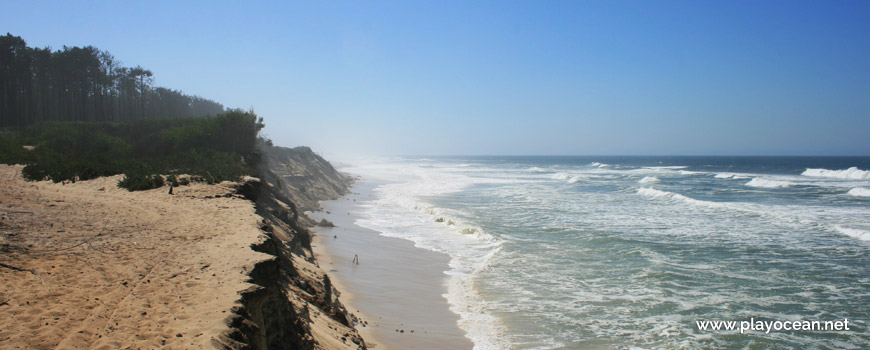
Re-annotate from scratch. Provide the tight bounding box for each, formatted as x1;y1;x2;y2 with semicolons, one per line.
310;181;473;350
0;165;271;348
0;164;365;349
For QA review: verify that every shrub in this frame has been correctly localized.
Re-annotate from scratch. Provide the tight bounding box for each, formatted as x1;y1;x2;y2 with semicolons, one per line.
119;170;165;191
169;175;180;187
0;134;32;165
3;110;265;190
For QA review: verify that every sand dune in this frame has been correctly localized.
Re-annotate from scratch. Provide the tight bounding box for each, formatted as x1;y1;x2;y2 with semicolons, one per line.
0;164;363;349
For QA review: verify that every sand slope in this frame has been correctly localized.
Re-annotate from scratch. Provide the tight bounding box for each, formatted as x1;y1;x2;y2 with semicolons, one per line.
0;164;363;349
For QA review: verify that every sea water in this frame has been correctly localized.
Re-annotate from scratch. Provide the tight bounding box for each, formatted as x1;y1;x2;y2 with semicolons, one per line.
341;156;870;349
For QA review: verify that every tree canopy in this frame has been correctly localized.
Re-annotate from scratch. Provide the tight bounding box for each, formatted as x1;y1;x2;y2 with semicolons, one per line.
0;33;225;127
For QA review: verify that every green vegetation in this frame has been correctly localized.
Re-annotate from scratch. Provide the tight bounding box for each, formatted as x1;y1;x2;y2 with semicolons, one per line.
0;133;32;165
0;33;225;128
118;170;166;191
0;110;264;190
0;34;264;191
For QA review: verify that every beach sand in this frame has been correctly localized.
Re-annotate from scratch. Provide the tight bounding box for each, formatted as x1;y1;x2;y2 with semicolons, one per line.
0;164;364;349
310;181;474;350
0;165;272;348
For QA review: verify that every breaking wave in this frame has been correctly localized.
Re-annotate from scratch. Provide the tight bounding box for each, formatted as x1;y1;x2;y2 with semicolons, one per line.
636;187;721;208
638;176;660;184
834;226;870;242
802;167;870;180
644;166;688;170
745;177;794;188
552;172;583;183
715;173;751;180
847;187;870;197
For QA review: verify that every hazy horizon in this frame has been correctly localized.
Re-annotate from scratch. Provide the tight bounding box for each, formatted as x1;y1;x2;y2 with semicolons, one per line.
3;1;868;157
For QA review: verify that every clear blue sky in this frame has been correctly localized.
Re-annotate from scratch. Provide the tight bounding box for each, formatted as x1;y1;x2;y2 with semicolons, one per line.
3;0;869;156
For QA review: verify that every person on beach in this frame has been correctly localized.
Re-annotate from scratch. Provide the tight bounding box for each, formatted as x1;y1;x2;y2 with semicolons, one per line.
353;254;359;265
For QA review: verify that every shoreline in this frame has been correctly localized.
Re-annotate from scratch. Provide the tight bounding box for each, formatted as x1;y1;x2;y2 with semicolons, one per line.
310;180;474;350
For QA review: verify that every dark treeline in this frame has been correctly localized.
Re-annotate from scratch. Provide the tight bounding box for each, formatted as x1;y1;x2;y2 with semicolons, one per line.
0;110;265;190
0;33;225;128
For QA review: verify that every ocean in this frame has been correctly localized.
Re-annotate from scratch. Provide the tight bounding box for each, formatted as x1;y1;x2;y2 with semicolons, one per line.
340;156;870;349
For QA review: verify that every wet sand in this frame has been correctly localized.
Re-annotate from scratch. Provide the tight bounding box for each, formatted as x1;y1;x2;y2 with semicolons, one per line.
310;181;473;350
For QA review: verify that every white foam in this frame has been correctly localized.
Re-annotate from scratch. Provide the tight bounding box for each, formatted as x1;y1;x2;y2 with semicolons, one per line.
834;226;870;241
745;177;794;188
847;187;870;197
644;166;688;170
637;187;676;199
345;161;507;349
355;198;506;348
638;176;660;184
446;251;509;350
802;167;870;180
528;167;550;173
636;187;722;209
715;173;751;180
552;172;572;180
552;172;585;183
590;162;609;168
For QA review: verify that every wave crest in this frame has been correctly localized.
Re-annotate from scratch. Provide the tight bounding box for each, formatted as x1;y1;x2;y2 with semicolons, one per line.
847;187;870;197
715;173;751;180
745;177;794;188
834;226;870;241
638;176;660;184
552;172;584;183
644;166;688;170
802;167;870;180
636;187;722;209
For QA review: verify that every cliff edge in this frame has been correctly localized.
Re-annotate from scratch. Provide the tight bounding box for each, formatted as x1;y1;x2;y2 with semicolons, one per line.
0;146;363;349
219;144;364;349
258;144;354;226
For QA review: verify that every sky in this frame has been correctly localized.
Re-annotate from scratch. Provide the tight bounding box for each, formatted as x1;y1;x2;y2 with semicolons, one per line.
3;0;869;157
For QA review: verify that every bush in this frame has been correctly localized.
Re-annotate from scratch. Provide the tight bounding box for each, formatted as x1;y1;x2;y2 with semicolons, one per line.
169;175;178;186
119;170;165;191
2;111;265;190
0;134;34;165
